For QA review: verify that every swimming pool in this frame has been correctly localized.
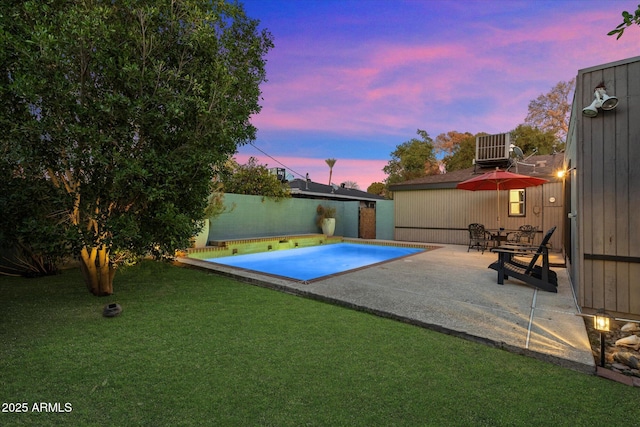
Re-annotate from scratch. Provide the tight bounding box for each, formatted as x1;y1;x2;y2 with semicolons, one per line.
202;242;424;282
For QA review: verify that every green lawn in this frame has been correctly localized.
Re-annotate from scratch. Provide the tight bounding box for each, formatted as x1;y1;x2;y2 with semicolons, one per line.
1;261;637;426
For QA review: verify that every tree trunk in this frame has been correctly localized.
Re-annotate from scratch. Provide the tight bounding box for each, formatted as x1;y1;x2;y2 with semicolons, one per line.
79;246;115;296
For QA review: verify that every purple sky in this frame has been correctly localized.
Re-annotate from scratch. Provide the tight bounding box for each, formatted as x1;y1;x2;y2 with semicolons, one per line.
236;0;638;189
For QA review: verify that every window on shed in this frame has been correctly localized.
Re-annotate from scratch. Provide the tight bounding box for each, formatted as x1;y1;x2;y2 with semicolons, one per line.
509;189;525;216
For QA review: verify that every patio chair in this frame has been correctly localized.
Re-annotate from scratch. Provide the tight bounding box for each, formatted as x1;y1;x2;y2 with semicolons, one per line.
505;225;537;244
488;226;558;292
467;223;492;254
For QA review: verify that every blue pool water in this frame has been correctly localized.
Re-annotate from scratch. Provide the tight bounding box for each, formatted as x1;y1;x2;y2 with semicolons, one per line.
204;243;424;281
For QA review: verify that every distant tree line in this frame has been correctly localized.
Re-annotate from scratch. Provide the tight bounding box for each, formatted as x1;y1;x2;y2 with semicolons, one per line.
368;79;574;198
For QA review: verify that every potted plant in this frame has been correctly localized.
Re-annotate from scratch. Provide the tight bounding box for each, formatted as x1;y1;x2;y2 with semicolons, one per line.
316;204;336;236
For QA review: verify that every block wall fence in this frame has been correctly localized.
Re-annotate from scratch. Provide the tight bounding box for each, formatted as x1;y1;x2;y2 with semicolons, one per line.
204;193;394;242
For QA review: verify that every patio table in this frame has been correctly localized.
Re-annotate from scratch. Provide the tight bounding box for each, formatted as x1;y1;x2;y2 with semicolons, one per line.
486;229;518;246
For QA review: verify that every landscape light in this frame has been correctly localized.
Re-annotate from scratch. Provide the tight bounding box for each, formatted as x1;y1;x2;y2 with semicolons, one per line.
593;309;612;367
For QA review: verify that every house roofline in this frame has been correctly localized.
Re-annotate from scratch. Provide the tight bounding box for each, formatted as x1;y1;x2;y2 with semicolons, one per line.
578;55;640;75
390;182;459;191
389;153;563;191
289;188;386;202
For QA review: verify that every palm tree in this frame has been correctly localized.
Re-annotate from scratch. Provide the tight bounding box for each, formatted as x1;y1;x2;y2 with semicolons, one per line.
325;158;337;185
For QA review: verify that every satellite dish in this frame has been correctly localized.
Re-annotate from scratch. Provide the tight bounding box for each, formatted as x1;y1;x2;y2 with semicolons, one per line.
510;144;524;159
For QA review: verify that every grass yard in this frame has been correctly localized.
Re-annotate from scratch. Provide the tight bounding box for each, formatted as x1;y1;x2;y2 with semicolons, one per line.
1;261;638;426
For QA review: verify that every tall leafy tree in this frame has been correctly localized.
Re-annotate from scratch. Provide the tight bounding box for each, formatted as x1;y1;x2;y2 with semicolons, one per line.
434;131;476;172
366;182;387;198
434;131;472;158
383;129;438;186
509;125;558;156
524;79;574;144
0;1;273;295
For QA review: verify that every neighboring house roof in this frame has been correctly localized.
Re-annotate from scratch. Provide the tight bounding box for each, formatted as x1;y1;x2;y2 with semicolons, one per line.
288;179;387;201
390;154;564;191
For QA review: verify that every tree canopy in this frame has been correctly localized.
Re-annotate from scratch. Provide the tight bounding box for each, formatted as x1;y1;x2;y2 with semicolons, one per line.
524;79;574;144
509;125;559;156
220;157;290;200
383;129;439;186
0;1;273;294
434;131;477;172
366;182;387;198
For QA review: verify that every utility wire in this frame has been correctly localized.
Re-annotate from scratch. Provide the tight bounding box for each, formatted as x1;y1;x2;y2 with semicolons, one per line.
248;141;308;180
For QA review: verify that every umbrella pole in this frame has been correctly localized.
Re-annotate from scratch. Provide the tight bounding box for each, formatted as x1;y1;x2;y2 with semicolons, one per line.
496;187;500;227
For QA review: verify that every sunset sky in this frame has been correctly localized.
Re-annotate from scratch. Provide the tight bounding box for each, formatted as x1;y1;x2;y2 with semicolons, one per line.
236;0;638;190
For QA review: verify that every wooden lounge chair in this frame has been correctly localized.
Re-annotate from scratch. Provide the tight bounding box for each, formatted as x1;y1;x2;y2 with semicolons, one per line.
488;226;557;293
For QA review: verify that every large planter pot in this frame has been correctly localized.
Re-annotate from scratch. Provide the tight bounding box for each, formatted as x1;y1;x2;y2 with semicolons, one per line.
322;218;336;237
193;219;210;248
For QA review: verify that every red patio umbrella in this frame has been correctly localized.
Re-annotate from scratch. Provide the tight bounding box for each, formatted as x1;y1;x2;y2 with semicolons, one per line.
456;168;548;226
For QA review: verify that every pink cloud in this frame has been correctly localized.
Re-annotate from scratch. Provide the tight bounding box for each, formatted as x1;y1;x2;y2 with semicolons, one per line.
371;44;462;68
250;2;640;165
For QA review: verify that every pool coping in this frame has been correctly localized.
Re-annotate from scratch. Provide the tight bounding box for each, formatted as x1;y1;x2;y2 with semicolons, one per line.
181;237;441;284
199;242;436;284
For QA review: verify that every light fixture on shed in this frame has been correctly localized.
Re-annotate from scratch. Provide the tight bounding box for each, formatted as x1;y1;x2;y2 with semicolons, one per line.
582;99;600;117
556;167;576;179
593;309;613;367
582;87;619;117
599;88;619;110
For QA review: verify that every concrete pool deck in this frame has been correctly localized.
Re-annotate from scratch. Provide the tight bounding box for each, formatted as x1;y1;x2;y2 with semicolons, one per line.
178;241;595;374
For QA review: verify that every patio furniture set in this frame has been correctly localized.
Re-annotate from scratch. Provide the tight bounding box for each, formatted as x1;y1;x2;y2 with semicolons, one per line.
468;223;559;294
467;223;537;254
456;169;559;293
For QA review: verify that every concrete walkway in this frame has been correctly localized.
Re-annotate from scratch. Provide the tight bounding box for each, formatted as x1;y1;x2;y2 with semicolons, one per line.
178;242;595;374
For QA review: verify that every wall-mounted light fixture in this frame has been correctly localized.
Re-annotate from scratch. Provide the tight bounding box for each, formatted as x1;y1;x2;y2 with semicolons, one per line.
582;87;619;117
556;167;576;179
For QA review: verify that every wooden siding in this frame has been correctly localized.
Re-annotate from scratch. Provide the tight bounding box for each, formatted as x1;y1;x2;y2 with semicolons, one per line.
394;182;563;250
571;56;640;318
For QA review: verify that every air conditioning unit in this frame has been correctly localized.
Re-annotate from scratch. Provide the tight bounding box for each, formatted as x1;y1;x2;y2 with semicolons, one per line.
475;133;511;167
269;167;287;182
